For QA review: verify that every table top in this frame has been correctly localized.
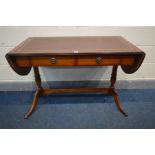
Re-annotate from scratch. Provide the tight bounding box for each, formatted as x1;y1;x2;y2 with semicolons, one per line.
9;36;143;55
6;36;145;76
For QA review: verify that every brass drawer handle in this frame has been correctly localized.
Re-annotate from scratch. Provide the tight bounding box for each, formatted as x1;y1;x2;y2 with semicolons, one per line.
96;57;102;64
51;57;57;64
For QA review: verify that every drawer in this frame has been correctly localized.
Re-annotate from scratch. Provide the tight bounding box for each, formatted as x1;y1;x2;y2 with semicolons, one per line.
77;55;135;66
16;56;76;67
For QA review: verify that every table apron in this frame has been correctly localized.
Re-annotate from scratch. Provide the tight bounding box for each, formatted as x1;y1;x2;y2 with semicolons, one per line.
15;55;135;67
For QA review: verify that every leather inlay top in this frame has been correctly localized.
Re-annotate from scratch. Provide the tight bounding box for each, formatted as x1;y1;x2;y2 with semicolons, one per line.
6;36;145;75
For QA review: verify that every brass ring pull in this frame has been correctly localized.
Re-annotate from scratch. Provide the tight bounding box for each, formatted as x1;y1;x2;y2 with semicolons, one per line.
51;57;57;64
96;57;102;64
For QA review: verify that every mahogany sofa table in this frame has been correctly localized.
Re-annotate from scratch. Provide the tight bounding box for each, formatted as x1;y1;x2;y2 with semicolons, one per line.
6;36;145;119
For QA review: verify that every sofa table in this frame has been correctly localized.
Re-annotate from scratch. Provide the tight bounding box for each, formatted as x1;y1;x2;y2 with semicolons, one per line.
6;36;145;118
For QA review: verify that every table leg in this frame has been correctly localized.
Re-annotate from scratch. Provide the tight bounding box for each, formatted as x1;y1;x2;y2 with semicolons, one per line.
24;67;43;119
24;66;128;118
110;66;128;117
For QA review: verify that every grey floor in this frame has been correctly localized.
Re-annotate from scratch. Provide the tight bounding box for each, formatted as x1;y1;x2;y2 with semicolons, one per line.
0;89;155;129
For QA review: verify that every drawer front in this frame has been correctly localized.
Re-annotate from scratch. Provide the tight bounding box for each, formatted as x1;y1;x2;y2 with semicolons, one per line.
77;55;135;66
16;55;135;67
16;56;76;67
31;56;76;66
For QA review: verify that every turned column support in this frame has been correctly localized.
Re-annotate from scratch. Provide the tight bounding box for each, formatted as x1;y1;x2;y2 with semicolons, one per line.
110;65;118;89
33;67;44;94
